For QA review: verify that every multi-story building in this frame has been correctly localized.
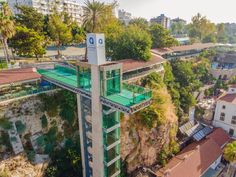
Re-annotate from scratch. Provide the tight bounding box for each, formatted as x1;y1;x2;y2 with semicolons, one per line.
213;85;236;137
211;52;236;80
118;9;132;25
150;14;171;29
171;17;187;25
7;0;83;24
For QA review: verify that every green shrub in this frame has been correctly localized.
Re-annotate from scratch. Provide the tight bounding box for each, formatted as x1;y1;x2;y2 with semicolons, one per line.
15;120;26;134
0;132;11;148
0;170;10;177
41;114;48;129
0;118;13;130
59;106;75;125
27;150;36;162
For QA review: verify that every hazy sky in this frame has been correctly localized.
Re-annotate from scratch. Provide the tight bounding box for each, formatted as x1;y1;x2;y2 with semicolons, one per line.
79;0;236;23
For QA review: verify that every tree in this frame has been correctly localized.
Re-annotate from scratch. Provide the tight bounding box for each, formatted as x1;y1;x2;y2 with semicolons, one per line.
82;0;107;33
15;120;26;134
107;25;152;61
216;23;228;43
82;0;116;59
188;13;216;42
171;21;186;35
15;5;44;33
9;26;46;59
129;17;149;31
0;2;15;63
48;12;72;57
224;141;236;174
150;23;178;48
71;22;85;44
45;138;82;177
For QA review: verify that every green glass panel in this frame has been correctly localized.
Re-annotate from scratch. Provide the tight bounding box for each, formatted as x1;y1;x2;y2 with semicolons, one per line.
103;112;119;129
104;144;120;163
104;160;121;177
103;128;120;147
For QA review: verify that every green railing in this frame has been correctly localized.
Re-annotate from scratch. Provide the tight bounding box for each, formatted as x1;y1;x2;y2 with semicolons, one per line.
37;68;78;88
0;85;55;102
105;83;152;107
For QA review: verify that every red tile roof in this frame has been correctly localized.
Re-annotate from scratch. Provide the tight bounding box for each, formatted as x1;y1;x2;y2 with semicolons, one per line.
207;128;230;148
152;43;217;56
156;128;229;177
218;93;236;104
229;84;236;89
0;68;41;86
117;54;166;73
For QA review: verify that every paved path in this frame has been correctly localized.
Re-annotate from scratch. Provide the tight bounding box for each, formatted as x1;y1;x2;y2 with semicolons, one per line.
0;46;85;58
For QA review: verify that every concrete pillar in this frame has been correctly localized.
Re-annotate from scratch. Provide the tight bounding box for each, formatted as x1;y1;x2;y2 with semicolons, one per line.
91;65;104;177
77;94;86;177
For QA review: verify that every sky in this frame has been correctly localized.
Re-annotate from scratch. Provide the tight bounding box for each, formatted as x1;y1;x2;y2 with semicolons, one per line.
78;0;236;23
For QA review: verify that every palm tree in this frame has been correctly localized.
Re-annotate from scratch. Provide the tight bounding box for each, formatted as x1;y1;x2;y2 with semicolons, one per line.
224;141;236;175
0;2;15;64
82;0;106;33
82;0;117;59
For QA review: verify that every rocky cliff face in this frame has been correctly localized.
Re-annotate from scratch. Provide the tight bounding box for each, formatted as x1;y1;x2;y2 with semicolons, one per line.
120;87;178;174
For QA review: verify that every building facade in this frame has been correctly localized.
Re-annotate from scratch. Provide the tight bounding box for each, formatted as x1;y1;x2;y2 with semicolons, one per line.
211;52;236;80
8;0;83;24
213;86;236;137
150;14;171;29
118;9;132;25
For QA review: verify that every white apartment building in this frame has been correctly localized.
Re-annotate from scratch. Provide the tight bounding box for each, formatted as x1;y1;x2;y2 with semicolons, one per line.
213;86;236;137
8;0;83;24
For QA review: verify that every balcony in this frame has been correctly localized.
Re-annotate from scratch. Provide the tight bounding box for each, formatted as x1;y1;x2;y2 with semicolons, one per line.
105;83;152;108
37;65;152;113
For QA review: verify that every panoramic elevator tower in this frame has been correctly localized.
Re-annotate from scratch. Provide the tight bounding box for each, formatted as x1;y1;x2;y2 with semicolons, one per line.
37;33;152;177
77;34;122;177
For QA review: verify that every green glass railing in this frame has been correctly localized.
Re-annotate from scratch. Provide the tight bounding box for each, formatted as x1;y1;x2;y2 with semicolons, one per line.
105;83;152;107
0;85;55;102
37;68;78;88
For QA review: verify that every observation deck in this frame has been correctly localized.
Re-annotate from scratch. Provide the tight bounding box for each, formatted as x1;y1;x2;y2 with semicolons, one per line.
37;64;152;114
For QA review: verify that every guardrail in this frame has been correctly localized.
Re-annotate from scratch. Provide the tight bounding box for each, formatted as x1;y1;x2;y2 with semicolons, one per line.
0;85;56;102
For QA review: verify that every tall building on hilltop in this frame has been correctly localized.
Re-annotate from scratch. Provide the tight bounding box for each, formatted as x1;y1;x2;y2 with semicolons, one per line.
150;14;171;29
7;0;83;24
118;9;132;25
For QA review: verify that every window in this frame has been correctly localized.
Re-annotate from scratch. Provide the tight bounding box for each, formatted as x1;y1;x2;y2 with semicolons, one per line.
222;105;226;109
229;129;234;136
220;113;225;121
231;116;236;125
